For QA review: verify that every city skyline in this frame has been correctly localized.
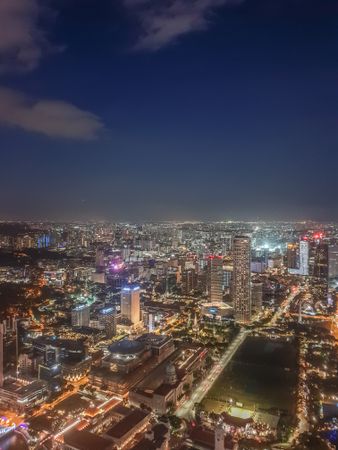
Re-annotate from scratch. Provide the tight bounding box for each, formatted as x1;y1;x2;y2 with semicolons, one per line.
0;1;337;449
0;220;336;449
0;0;337;221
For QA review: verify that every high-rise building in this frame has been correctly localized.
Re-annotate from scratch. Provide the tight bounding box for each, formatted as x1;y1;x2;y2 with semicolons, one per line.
121;285;141;325
251;281;263;313
233;236;252;323
71;304;90;327
313;243;328;279
182;269;197;295
98;307;117;338
207;256;223;303
328;245;338;281
95;247;105;272
287;243;298;269
223;270;232;289
222;234;233;255
0;323;3;387
299;240;309;276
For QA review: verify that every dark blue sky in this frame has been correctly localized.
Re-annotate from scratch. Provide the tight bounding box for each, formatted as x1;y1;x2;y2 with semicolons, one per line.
0;0;337;221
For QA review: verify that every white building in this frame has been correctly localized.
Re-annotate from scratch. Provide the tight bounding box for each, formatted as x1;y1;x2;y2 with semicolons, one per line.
71;304;90;327
329;245;338;280
121;285;141;326
299;240;309;276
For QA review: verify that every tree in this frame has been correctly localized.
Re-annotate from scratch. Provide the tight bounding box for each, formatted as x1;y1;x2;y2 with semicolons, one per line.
168;415;182;430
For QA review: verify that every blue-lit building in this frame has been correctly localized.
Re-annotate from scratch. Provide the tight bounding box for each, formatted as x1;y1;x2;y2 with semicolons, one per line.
98;306;117;338
71;304;90;327
121;285;141;326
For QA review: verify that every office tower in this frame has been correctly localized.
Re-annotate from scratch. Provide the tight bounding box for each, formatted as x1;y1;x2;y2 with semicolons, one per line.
287;243;298;269
95;247;105;272
223;234;233;255
233;236;252;323
98;307;117;338
251;281;263;313
207;256;223;302
0;323;3;387
182;269;197;295
313;243;328;279
71;304;90;327
121;284;141;325
328;245;338;281
148;313;154;332
299;240;309;276
223;270;232;289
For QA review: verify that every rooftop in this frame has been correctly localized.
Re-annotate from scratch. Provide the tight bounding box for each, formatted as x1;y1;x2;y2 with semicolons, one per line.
64;429;112;450
137;333;172;348
106;409;149;439
189;427;235;450
109;339;145;356
1;378;47;397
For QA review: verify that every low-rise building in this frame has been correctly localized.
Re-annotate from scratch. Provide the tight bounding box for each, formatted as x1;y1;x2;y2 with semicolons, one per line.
63;429;113;450
104;409;151;448
0;377;49;414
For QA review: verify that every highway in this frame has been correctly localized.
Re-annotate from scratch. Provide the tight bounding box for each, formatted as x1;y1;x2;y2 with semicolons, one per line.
176;329;249;420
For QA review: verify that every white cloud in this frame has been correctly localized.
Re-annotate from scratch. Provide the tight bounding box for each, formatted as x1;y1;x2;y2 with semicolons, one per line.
123;0;236;51
0;0;57;73
0;87;103;140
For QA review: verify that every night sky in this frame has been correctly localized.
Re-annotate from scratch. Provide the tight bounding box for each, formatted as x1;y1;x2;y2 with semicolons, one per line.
0;0;337;221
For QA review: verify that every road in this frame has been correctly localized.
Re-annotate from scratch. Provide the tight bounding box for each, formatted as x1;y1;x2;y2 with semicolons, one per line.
31;377;88;418
176;329;249;420
269;286;301;327
176;286;302;421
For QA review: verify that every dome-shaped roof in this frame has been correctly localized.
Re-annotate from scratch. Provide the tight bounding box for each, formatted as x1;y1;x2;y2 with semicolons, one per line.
109;339;145;355
166;362;176;375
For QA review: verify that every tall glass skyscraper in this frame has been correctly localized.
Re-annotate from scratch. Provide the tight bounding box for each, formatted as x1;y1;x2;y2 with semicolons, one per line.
121;285;141;325
299;240;309;276
207;256;223;303
233;235;252;323
329;245;338;281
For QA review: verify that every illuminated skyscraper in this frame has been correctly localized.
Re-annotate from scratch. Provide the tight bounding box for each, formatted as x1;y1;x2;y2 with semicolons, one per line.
0;323;3;387
299;240;309;276
182;269;197;295
95;247;105;272
233;236;252;323
98;307;117;338
207;256;223;302
328;245;338;281
313;243;328;279
71;304;90;327
222;234;233;255
251;281;263;313
121;285;141;325
287;243;298;269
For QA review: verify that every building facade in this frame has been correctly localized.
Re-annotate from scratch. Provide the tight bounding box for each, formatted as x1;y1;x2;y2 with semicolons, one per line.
207;256;223;303
121;285;141;326
233;236;251;323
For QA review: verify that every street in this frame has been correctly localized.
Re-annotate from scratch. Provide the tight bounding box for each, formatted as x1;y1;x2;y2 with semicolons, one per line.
176;329;249;419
